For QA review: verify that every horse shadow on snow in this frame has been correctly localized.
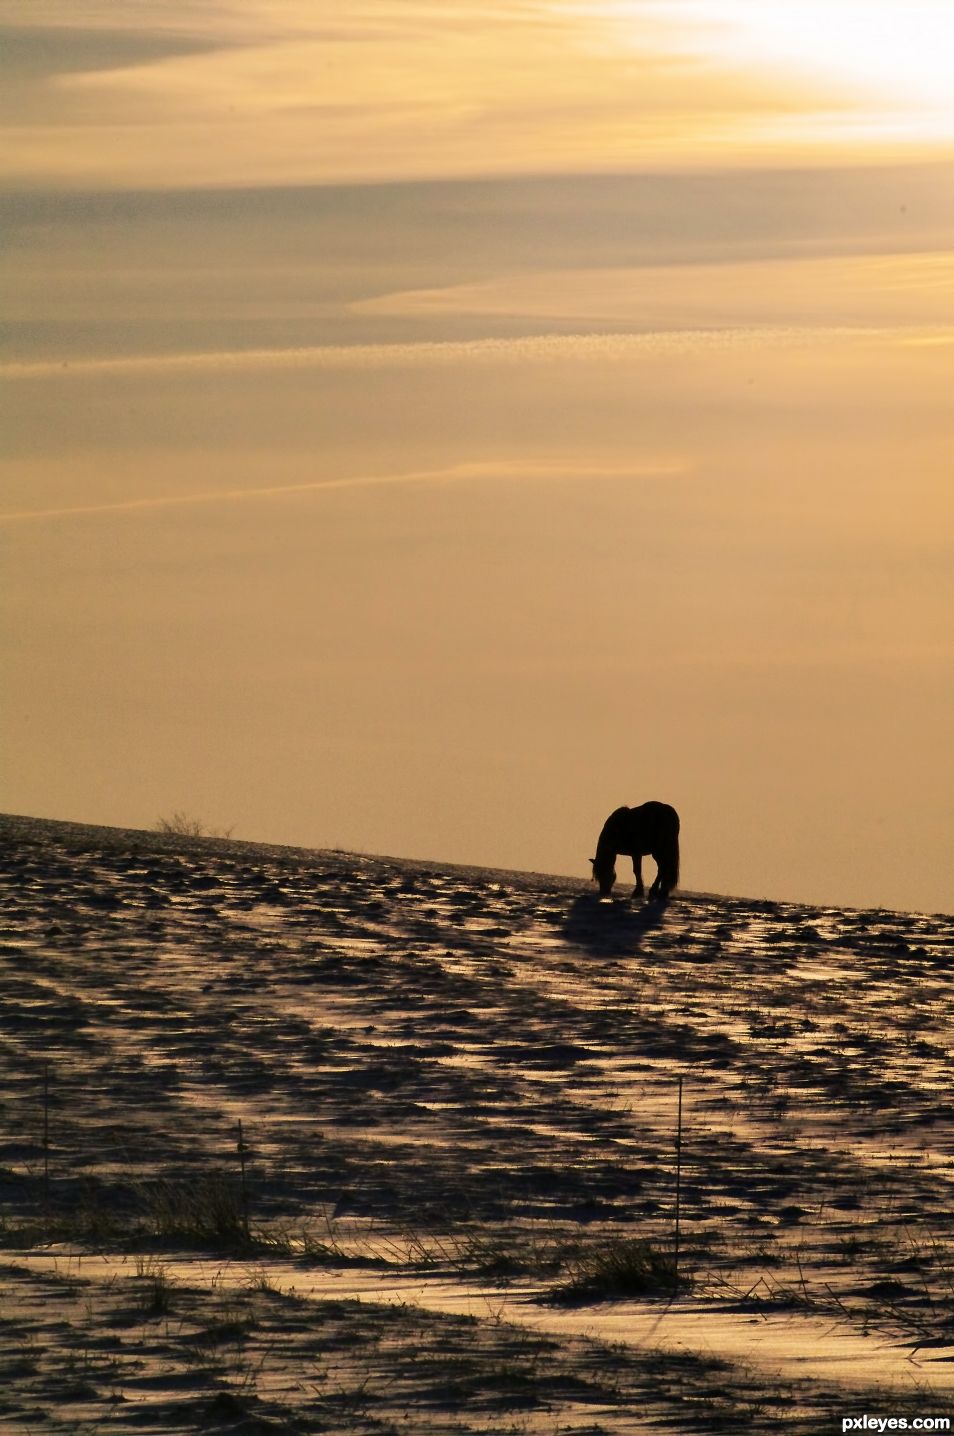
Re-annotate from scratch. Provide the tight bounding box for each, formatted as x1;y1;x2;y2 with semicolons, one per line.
560;893;671;960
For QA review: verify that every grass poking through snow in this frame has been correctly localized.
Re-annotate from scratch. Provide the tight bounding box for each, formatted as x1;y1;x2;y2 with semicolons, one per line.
548;1236;688;1304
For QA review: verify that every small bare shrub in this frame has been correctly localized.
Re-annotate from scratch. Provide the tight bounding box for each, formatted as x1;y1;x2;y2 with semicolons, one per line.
153;812;234;839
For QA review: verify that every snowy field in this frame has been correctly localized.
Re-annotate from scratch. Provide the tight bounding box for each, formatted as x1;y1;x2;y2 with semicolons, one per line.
1;813;953;1433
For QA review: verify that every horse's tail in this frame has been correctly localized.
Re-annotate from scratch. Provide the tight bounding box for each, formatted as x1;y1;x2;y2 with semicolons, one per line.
662;818;680;893
669;833;680;892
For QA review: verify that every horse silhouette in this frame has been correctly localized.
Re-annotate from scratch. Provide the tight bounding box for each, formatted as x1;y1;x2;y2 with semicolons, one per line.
590;802;680;901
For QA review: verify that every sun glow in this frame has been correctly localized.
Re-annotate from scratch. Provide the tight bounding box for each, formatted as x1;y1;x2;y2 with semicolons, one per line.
609;0;954;139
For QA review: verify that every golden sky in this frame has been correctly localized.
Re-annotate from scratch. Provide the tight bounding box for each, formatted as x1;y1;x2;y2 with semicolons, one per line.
3;0;954;188
2;2;953;910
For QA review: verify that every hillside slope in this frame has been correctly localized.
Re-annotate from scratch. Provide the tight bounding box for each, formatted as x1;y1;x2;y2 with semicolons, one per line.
1;812;953;1433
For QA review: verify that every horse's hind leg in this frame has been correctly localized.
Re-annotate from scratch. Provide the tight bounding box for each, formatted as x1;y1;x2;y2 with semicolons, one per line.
648;854;664;901
632;856;645;900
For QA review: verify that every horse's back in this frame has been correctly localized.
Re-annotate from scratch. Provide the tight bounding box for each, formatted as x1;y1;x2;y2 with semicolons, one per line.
632;800;679;834
603;801;679;854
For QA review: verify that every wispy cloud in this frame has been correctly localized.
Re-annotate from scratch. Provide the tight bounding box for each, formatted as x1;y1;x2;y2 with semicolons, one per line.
4;1;937;191
1;325;902;383
353;252;954;331
0;457;689;524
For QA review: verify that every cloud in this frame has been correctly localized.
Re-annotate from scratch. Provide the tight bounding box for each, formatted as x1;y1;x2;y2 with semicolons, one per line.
0;22;226;77
353;252;954;331
1;324;899;384
1;0;929;191
0;456;689;524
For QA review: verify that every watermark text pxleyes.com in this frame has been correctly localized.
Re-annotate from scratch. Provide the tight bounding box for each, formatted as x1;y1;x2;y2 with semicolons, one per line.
842;1419;950;1433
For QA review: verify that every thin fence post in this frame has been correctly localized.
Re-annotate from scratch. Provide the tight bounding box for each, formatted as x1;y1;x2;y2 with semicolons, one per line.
237;1120;249;1240
674;1075;683;1285
42;1061;50;1212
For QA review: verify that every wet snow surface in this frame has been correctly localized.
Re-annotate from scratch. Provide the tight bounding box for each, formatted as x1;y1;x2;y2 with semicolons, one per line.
1;813;952;1433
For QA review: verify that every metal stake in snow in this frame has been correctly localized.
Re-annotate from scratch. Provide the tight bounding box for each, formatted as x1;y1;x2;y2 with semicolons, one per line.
42;1061;50;1209
237;1120;250;1240
674;1075;684;1284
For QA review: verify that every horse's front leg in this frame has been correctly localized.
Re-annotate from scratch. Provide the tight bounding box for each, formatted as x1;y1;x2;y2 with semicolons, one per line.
632;856;645;901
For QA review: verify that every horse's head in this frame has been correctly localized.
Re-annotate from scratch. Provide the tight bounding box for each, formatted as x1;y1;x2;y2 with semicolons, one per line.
590;854;616;898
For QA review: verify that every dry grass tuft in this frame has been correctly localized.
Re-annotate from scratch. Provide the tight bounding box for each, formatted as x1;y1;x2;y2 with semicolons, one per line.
548;1237;688;1305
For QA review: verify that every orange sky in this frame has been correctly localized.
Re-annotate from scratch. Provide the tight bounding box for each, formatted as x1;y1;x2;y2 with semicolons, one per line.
2;2;953;910
3;1;954;187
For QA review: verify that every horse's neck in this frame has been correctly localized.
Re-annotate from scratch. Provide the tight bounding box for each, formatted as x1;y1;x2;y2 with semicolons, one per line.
601;807;639;860
596;822;622;863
